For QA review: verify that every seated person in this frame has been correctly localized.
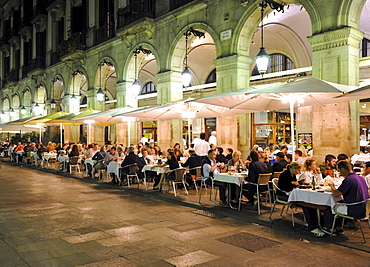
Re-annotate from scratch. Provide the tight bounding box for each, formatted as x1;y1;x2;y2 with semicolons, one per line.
361;161;370;193
202;149;227;206
68;144;80;158
227;150;246;171
318;154;336;176
299;159;323;185
272;152;289;172
243;151;270;207
216;147;228;164
120;146;143;182
337;153;349;162
181;149;203;186
92;147;107;178
165;151;180;181
294;150;306;165
225;148;233;161
105;147;119;183
303;160;369;237
57;151;70;171
139;149;159;186
276;162;301;201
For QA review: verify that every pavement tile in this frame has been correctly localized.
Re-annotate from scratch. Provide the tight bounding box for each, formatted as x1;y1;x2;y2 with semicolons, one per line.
30;252;95;267
165;249;219;267
140;260;175;267
19;249;53;263
96;234;144;247
0;239;28;266
124;246;181;265
62;231;113;244
3;236;35;248
76;256;135;267
140;220;179;230
105;225;147;236
110;244;143;256
169;222;209;233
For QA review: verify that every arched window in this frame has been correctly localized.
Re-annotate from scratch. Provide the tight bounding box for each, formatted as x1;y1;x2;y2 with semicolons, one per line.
206;69;216;84
252;53;294;76
140;82;157;95
360;38;370;58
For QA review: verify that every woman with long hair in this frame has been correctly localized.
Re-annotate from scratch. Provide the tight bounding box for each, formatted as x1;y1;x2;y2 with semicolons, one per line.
299;158;323;185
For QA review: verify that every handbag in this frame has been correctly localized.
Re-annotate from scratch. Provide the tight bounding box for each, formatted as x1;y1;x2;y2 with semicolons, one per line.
94;160;105;169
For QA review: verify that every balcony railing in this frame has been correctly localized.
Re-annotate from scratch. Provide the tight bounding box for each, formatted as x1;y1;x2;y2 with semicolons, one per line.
22;56;45;78
169;0;195;11
94;23;115;45
117;0;155;30
58;32;86;57
31;1;48;21
3;69;19;86
50;51;61;65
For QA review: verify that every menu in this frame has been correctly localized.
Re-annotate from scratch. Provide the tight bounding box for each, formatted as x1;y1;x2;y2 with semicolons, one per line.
298;133;312;151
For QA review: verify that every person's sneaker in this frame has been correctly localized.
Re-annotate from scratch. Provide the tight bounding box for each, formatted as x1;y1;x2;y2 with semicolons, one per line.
219;200;227;207
335;227;344;235
321;227;337;236
311;228;325;237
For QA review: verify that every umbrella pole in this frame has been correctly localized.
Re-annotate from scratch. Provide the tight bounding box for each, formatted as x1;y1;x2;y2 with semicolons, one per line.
60;123;63;145
39;126;42;143
188;117;191;149
290;101;295;153
127;121;131;147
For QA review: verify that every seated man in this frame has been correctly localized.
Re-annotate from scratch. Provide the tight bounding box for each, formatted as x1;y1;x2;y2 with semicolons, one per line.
105;147;119;183
303;160;369;237
319;154;337;176
202;149;227;206
272;152;289;172
139;149;158;186
120;146;143;183
182;149;203;186
243;151;270;208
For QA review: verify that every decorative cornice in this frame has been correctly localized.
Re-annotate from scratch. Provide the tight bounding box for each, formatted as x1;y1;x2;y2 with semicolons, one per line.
308;27;363;52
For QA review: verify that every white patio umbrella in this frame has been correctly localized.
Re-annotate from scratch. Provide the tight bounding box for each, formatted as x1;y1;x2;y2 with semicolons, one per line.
0;124;46;133
191;77;357;151
112;99;255;145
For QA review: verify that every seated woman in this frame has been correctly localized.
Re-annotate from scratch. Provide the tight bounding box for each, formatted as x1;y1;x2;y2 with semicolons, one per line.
165;151;180;181
227;150;246;171
58;151;70;172
276;162;301;201
299;159;323;185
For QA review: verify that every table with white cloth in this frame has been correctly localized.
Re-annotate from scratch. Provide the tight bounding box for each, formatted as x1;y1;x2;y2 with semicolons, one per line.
214;173;247;210
41;153;58;168
288;188;342;212
142;165;170;190
107;162;121;179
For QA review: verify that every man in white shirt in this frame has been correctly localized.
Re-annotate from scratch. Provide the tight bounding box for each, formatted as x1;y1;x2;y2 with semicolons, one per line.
194;133;210;157
208;131;217;146
140;135;148;144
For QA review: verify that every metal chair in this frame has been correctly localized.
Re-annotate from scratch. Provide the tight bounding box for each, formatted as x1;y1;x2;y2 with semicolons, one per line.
242;173;272;215
120;163;139;187
188;166;204;192
166;167;188;197
269;178;295;226
69;156;81;173
330;198;370;242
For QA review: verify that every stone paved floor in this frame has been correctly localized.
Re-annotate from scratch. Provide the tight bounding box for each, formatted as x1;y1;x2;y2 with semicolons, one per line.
1;160;370;266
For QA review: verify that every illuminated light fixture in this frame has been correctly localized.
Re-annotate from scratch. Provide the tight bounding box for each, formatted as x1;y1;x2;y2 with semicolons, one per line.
0;110;5;119
255;0;285;76
9;108;15;116
97;60;113;102
70;94;79;107
21;106;26;114
131;47;152;96
33;103;42;115
182;27;205;87
50;98;56;109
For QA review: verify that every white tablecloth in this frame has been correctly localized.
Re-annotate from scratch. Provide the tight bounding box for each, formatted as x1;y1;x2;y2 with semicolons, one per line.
288;189;342;212
214;173;246;186
142;165;169;174
42;153;57;160
107;162;120;177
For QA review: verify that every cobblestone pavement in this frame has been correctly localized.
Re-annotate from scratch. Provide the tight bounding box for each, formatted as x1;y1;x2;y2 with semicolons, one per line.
1;161;370;266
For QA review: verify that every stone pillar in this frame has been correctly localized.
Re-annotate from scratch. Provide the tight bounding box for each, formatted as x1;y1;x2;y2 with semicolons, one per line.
32;24;36;59
155;71;183;151
63;95;80;143
46;10;53;66
65;0;72;39
308;27;363;160
214;54;252;155
86;88;104;145
116;81;139;146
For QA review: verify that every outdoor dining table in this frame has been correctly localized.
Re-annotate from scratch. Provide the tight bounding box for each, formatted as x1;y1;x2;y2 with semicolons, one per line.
41;153;58;168
142;164;170;191
107;161;121;181
214;172;247;210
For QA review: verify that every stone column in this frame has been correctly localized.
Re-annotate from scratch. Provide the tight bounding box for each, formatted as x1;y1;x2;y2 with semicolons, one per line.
214;54;252;157
86;88;104;145
116;81;139;146
155;71;183;151
307;27;363;160
63;95;80;143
